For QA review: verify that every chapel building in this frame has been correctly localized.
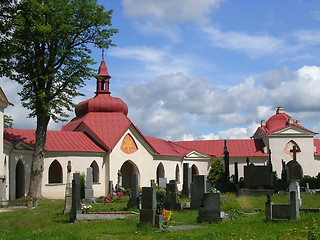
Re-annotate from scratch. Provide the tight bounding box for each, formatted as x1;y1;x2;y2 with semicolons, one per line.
1;59;320;202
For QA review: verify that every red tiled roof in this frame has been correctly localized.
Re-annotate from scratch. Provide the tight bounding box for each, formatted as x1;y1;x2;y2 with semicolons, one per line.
144;136;188;156
314;139;320;156
259;113;314;134
61;112;132;151
4;129;104;152
173;139;268;158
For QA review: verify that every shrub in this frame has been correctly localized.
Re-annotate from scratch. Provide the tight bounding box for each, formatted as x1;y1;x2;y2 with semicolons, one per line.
156;188;166;206
207;157;225;183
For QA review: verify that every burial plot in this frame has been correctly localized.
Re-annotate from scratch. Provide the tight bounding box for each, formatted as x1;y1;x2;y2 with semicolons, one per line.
138;187;163;229
265;191;299;221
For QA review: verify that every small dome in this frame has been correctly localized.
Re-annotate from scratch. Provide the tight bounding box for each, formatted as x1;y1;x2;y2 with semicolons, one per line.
75;94;128;116
265;112;291;133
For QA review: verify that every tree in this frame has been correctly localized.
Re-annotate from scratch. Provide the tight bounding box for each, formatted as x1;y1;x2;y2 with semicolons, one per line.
4;114;13;128
6;0;118;206
0;0;14;76
207;157;225;184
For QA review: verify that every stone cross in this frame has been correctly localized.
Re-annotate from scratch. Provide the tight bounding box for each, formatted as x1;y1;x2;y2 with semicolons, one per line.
290;146;297;161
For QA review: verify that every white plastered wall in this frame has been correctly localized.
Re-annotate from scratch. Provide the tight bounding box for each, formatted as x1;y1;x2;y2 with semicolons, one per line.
42;152;106;199
153;157;183;189
8;149;33;200
109;128;154;190
268;136;320;177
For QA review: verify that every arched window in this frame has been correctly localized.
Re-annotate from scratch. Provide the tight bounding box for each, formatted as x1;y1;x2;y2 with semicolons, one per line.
284;140;301;155
175;164;180;183
191;164;199;182
16;160;25;199
156;162;165;184
90;161;99;183
48;160;63;184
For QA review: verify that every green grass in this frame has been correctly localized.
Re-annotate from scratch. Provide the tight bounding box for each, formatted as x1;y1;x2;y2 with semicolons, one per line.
1;193;320;240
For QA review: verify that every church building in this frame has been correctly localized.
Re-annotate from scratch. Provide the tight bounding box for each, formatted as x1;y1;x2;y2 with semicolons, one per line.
1;59;320;202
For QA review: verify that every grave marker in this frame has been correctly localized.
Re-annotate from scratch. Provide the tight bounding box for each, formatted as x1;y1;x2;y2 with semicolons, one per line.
63;161;72;214
190;175;206;209
127;173;140;209
70;173;82;222
165;180;182;210
182;163;191;197
83;167;95;203
197;193;224;223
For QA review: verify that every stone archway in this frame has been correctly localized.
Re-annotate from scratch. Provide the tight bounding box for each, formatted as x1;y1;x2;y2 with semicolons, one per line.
156;162;165;184
15;160;25;199
120;160;139;189
191;164;199;182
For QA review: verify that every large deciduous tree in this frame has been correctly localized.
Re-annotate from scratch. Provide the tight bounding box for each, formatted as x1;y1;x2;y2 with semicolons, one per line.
7;0;117;206
0;0;14;76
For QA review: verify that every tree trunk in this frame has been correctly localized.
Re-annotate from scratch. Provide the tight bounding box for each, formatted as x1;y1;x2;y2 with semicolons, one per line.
27;114;50;207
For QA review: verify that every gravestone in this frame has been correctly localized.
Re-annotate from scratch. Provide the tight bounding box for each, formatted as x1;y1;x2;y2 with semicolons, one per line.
182;163;191;197
63;161;72;214
127;173;139;209
244;165;275;189
234;162;239;184
287;146;303;208
197;193;224;223
158;178;167;189
223;140;230;182
0;175;7;206
190;175;206;209
70;173;82;222
138;187;163;228
165;180;182;210
150;179;155;188
108;180;113;194
281;159;288;182
83;167;95;203
116;169;123;191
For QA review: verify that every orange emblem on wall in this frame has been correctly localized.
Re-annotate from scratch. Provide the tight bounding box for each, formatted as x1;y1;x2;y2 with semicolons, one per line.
121;134;138;154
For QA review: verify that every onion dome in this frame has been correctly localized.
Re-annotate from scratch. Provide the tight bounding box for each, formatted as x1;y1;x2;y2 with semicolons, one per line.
75;59;128;117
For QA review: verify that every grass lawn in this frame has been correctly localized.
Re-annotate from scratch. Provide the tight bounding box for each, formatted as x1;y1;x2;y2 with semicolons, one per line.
1;193;320;240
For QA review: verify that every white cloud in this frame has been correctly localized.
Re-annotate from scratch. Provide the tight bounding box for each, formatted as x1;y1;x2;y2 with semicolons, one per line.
122;0;224;23
218;122;260;139
121;64;320;140
203;26;285;57
108;46;194;77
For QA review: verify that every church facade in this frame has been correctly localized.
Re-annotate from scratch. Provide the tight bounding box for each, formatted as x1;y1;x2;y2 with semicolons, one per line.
1;60;320;202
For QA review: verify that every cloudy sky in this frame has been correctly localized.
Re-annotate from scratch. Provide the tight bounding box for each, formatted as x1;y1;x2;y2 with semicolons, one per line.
3;0;320;141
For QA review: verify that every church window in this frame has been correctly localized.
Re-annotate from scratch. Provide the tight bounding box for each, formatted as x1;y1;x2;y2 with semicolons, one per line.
284;140;301;155
48;160;63;184
90;161;99;183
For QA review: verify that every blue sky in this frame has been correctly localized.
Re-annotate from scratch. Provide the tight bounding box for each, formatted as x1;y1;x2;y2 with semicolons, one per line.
3;0;320;141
